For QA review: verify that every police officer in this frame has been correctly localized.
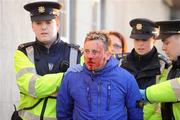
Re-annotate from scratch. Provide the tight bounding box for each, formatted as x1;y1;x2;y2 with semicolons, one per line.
141;20;180;120
121;18;169;120
13;1;81;119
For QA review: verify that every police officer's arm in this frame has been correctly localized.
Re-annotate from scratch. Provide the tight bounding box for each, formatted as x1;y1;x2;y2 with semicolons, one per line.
146;78;180;103
14;50;63;98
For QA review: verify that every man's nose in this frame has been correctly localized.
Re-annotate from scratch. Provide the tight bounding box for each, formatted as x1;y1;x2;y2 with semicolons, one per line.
87;53;94;58
41;23;47;29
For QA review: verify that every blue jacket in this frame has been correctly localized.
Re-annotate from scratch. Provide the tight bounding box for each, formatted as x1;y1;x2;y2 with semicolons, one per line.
57;57;143;120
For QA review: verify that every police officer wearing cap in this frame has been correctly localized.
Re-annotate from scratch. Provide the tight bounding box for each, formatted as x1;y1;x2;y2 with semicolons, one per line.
12;1;81;120
141;20;180;120
121;18;170;120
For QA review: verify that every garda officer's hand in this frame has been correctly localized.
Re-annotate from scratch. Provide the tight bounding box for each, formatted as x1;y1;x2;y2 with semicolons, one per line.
64;64;83;75
140;89;147;103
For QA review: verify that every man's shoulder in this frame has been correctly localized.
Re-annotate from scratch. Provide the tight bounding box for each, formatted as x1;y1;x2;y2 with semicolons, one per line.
115;65;133;78
18;41;35;50
112;66;136;86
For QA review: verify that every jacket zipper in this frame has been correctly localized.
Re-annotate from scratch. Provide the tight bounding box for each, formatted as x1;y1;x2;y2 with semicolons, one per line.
97;81;101;120
106;83;111;111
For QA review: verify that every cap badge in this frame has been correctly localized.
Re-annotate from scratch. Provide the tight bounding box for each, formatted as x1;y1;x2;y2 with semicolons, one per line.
136;23;143;30
38;6;45;13
52;9;60;15
152;28;160;37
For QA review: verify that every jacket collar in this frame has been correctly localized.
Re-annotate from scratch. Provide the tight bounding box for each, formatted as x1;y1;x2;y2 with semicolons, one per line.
172;56;180;69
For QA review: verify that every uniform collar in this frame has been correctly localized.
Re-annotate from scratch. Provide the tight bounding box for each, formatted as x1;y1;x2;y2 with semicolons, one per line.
122;47;161;77
133;47;156;62
172;56;180;68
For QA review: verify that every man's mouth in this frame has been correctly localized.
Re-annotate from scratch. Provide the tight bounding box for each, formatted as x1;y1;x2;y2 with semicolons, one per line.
138;48;144;51
41;33;48;35
87;61;94;65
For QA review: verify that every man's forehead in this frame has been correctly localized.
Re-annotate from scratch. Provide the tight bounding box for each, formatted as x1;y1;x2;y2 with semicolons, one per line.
84;40;103;46
84;41;103;50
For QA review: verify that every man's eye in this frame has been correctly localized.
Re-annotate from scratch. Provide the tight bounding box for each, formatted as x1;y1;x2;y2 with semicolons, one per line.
35;22;41;25
46;21;51;24
164;41;169;45
92;50;98;55
84;50;90;54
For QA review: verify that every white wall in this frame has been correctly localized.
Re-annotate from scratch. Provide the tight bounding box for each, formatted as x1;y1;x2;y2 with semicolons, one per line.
75;0;94;49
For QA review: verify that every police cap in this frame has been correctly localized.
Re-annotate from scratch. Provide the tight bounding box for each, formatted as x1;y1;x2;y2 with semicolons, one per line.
156;20;180;40
130;18;159;40
24;0;62;21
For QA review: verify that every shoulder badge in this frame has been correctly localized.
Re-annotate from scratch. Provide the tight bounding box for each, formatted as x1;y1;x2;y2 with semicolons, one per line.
18;42;35;49
69;44;80;50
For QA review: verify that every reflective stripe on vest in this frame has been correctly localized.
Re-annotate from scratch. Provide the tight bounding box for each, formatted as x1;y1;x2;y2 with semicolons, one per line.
170;78;180;101
19;110;56;120
69;47;78;67
159;59;166;74
26;46;35;64
29;74;40;98
16;67;36;80
25;46;39;98
156;59;169;83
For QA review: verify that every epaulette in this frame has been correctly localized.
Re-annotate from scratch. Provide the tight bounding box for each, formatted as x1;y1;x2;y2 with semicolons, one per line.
158;53;171;68
68;44;80;50
18;41;35;49
113;52;129;61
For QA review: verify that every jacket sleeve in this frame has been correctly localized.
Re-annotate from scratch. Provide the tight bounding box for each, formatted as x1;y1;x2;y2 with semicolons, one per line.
14;50;64;98
56;73;73;120
125;74;143;120
146;77;180;103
